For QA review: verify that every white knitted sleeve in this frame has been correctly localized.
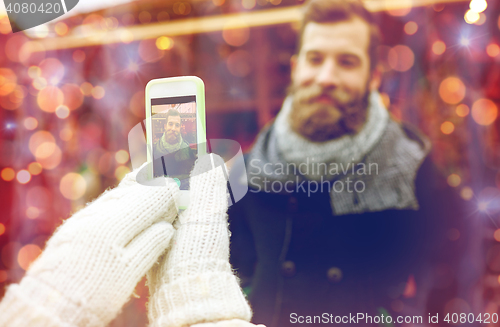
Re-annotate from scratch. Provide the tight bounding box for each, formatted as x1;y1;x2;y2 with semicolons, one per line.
147;154;252;327
0;166;179;327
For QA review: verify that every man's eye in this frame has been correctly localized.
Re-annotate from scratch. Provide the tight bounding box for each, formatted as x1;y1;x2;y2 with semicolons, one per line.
339;58;359;68
308;56;323;65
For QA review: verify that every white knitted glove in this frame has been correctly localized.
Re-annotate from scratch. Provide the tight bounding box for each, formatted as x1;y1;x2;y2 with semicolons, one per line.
147;154;252;327
0;165;179;327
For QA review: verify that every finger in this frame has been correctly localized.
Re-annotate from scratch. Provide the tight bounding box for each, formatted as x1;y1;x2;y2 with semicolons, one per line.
125;221;175;278
184;154;228;221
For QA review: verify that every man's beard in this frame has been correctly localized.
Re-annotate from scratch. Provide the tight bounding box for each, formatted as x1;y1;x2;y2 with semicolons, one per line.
288;84;370;142
166;131;180;144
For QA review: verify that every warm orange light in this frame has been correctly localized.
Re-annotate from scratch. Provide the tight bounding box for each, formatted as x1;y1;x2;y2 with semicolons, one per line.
0;223;5;236
80;82;93;96
37;86;64;113
60;172;87;200
404;21;418;35
223;20;250;47
16;170;31;184
242;0;256;9
28;162;43;175
465;10;480;24
472;98;498;126
60;127;73;141
91;86;105;99
62;83;84;110
494;229;500;242
441;121;455;134
460;187;473;201
17;244;41;270
385;0;412;16
439;77;466;104
39;58;65;85
447;174;461;187
115;150;130;164
115;166;131;180
1;168;15;181
432;40;446;55
72;50;86;63
23;117;38;130
487;44;500;57
456;104;470;117
213;0;225;6
55;22;68;36
26;207;39;219
156;36;174;50
388;45;414;72
0;68;17;96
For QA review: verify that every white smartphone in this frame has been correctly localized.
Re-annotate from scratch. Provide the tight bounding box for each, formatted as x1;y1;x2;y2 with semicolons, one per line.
145;76;207;210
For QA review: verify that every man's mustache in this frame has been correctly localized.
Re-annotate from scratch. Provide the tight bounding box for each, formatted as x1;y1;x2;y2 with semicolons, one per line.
294;84;352;106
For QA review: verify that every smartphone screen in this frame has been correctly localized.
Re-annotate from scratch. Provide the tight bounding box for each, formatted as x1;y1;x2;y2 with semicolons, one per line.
151;95;197;190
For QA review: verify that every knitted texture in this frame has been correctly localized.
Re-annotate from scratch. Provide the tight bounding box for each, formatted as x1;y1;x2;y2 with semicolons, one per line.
0;166;179;327
147;154;252;327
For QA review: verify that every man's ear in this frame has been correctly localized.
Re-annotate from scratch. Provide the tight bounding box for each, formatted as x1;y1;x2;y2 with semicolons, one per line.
290;54;298;81
369;66;382;91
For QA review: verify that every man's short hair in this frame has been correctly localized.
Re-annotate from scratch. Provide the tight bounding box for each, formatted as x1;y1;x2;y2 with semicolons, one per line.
164;109;181;124
298;0;381;71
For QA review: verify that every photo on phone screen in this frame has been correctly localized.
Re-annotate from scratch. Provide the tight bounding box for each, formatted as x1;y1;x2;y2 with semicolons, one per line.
151;95;197;190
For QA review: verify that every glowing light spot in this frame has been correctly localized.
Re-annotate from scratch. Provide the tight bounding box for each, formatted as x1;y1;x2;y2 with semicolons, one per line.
472;98;498;126
487;44;500;57
32;77;47;90
0;270;6;283
26;207;39;219
173;2;191;15
55;105;70;119
0;223;4;236
270;0;281;4
212;0;225;6
119;30;134;44
385;0;412;16
388;45;414;72
80;82;93;96
0;15;12;34
17;244;41;270
28;162;42;175
128;62;139;72
37;86;64;112
432;40;446;55
470;0;487;13
62;84;84;110
156;36;174;50
447;174;461;187
157;11;170;22
27;186;51;210
91;86;105;99
460;187;473;201
55;22;68;36
59;127;73;141
115;150;130;164
16;170;31;184
223;20;250;47
60;173;87;200
460;36;471;46
465;10;480;24
242;0;256;9
29;131;61;170
478;201;489;211
138;11;152;24
115;166;131;180
439;77;466;104
1;168;15;181
404;21;418;35
494;229;500;242
73;50;86;63
39;58;65;85
456;104;470;117
475;12;487;25
27;66;41;79
0;68;17;96
441;121;455;134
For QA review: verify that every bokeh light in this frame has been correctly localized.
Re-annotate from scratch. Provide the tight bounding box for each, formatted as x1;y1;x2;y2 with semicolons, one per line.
388;45;414;72
432;40;446;55
0;15;12;34
441;121;455;134
0;223;5;236
37;86;64;112
494;229;500;242
26;207;39;219
28;162;43;175
139;11;152;24
242;0;256;10
62;84;84;110
439;77;466;104
5;35;28;62
487;44;500;57
404;21;418;35
55;105;70;119
73;50;86;62
139;39;165;62
212;0;225;6
91;86;105;99
55;22;69;36
465;10;480;24
447;173;461;187
115;150;130;164
60;173;87;200
27;186;51;211
470;0;487;13
385;0;412;16
456;104;470;117
59;127;73;141
16;170;31;184
472;99;498;126
80;82;93;96
223;20;250;47
0;68;17;96
29;131;62;169
1;168;15;181
460;186;473;201
17;244;41;270
40;58;65;85
115;166;131;180
156;36;174;50
23;117;38;130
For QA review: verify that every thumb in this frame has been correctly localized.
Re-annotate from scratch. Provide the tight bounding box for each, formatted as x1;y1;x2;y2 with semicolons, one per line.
184;153;228;220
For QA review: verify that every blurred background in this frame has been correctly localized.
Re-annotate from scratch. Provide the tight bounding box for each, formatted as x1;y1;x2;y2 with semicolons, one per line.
1;0;500;325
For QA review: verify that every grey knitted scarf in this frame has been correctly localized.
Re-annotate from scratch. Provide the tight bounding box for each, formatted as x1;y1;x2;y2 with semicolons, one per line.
245;91;431;216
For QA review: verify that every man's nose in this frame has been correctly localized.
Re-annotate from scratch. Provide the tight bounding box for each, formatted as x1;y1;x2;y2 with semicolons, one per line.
315;59;340;88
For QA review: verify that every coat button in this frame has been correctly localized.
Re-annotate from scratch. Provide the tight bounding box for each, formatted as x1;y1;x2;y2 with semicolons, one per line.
287;196;298;213
281;260;296;277
327;267;343;283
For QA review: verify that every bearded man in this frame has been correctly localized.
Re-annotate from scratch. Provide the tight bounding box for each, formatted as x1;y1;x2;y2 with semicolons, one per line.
228;0;478;326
